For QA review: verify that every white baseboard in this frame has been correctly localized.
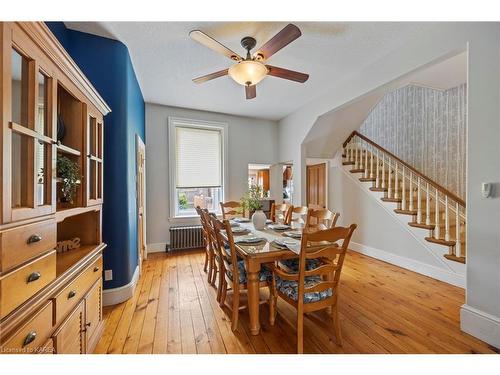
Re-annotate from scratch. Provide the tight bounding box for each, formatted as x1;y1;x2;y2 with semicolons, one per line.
350;241;465;288
102;265;140;306
461;304;500;349
147;242;167;254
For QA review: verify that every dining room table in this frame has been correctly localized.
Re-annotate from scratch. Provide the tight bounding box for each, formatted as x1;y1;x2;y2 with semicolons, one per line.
220;218;305;336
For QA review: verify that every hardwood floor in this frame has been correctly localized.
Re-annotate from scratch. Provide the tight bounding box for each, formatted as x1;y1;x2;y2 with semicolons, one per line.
94;250;498;354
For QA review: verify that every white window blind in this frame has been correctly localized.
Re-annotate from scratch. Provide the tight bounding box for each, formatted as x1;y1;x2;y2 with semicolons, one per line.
175;126;222;188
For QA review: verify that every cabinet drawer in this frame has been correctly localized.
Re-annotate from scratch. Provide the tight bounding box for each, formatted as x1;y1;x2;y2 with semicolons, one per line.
53;301;85;354
53;256;102;324
1;301;53;354
0;251;56;319
0;219;56;273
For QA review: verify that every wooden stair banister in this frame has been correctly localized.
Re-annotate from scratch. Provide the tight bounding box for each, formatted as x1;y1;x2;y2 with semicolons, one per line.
342;131;466;264
344;131;465;207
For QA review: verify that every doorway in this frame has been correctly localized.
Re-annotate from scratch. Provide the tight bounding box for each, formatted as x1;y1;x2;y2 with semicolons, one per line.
306;163;326;208
136;135;147;275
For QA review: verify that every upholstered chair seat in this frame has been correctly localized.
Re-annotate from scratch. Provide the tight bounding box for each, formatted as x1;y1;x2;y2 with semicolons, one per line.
275;275;333;303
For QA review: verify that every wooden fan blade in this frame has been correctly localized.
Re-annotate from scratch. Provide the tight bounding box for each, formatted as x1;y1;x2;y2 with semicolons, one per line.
193;69;229;84
254;24;301;60
266;65;309;83
245;85;256;99
190;30;242;61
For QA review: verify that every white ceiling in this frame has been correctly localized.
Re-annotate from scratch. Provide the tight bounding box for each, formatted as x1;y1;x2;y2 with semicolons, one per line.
64;22;440;120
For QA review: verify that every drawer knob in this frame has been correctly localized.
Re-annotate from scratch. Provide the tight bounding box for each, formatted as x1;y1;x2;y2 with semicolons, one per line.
86;322;91;327
27;234;42;244
68;290;77;299
27;272;41;283
22;331;37;347
93;266;100;272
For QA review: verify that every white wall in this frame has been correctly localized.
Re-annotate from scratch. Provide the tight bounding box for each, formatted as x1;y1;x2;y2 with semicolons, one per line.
277;22;500;347
145;103;279;250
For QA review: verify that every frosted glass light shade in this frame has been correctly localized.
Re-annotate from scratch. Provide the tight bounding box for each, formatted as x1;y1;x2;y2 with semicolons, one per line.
228;61;268;86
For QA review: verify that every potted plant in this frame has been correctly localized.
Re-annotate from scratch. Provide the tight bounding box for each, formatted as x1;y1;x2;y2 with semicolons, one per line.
57;155;81;204
241;184;267;230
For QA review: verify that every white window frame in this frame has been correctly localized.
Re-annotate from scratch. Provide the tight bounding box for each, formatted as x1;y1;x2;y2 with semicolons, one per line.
168;117;228;219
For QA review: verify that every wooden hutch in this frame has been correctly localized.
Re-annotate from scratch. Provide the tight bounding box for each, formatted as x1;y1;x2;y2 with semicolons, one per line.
0;22;110;354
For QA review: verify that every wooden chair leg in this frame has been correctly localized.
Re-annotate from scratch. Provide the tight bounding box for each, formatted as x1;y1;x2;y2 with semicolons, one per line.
332;303;342;346
231;289;240;332
203;250;208;273
297;309;304;354
268;284;277;326
219;281;227;307
210;259;217;286
207;252;214;284
216;266;224;302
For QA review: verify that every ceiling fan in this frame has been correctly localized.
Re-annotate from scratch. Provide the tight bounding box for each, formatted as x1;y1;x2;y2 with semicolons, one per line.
190;23;309;99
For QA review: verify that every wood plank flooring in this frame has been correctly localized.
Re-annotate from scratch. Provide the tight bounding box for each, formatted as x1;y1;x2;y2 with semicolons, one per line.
94;250;498;354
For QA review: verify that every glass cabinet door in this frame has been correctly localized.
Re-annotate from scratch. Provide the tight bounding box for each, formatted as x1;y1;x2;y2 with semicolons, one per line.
7;45;56;223
86;109;103;206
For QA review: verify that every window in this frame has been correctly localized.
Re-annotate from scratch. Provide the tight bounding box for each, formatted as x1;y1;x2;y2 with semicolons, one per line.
169;118;227;217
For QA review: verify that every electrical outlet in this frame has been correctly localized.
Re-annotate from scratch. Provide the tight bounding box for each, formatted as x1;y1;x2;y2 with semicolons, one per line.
104;269;113;281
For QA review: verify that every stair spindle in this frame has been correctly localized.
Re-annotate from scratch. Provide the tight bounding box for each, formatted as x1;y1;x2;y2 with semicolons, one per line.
409;172;414;211
354;139;359;169
434;188;440;239
387;159;392;198
417;178;422;223
364;142;369;178
455;202;462;258
445;196;450;242
375;149;380;188
370;146;374;179
394;163;399;199
425;183;431;226
381;153;386;189
401;167;406;210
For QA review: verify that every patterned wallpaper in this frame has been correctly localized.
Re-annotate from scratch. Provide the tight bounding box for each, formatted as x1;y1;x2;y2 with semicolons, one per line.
359;84;467;199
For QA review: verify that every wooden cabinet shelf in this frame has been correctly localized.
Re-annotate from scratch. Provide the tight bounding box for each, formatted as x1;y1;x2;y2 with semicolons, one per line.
55;206;100;223
56;244;105;278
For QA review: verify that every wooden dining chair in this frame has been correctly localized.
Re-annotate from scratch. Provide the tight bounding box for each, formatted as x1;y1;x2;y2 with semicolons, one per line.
306;208;340;232
291;206;309;224
197;207;218;286
269;224;357;353
210;218;274;331
270;203;293;225
220;201;245;219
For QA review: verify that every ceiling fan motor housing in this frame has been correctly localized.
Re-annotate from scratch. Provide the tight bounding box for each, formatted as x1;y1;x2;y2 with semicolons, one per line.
240;36;257;52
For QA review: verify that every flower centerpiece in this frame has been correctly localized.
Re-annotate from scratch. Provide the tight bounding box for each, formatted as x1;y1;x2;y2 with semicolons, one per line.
241;184;266;230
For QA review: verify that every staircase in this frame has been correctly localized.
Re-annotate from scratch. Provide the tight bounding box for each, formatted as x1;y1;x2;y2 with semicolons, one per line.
342;131;466;264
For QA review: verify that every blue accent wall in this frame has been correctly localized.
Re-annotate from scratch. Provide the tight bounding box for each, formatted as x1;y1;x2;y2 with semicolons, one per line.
46;22;145;290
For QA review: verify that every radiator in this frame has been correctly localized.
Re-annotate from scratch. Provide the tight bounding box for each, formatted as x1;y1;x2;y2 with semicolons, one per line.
168;225;204;251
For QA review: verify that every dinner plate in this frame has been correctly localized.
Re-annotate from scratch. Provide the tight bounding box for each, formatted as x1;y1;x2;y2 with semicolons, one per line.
233;217;250;223
269;224;291;230
274;238;299;246
230;227;248;234
235;235;265;244
284;231;302;239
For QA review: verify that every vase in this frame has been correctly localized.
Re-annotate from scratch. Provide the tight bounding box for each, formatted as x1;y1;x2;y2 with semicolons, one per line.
252;210;267;230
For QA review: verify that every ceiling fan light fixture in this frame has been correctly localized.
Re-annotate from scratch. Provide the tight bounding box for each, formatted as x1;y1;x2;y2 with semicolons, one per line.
228;60;268;86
